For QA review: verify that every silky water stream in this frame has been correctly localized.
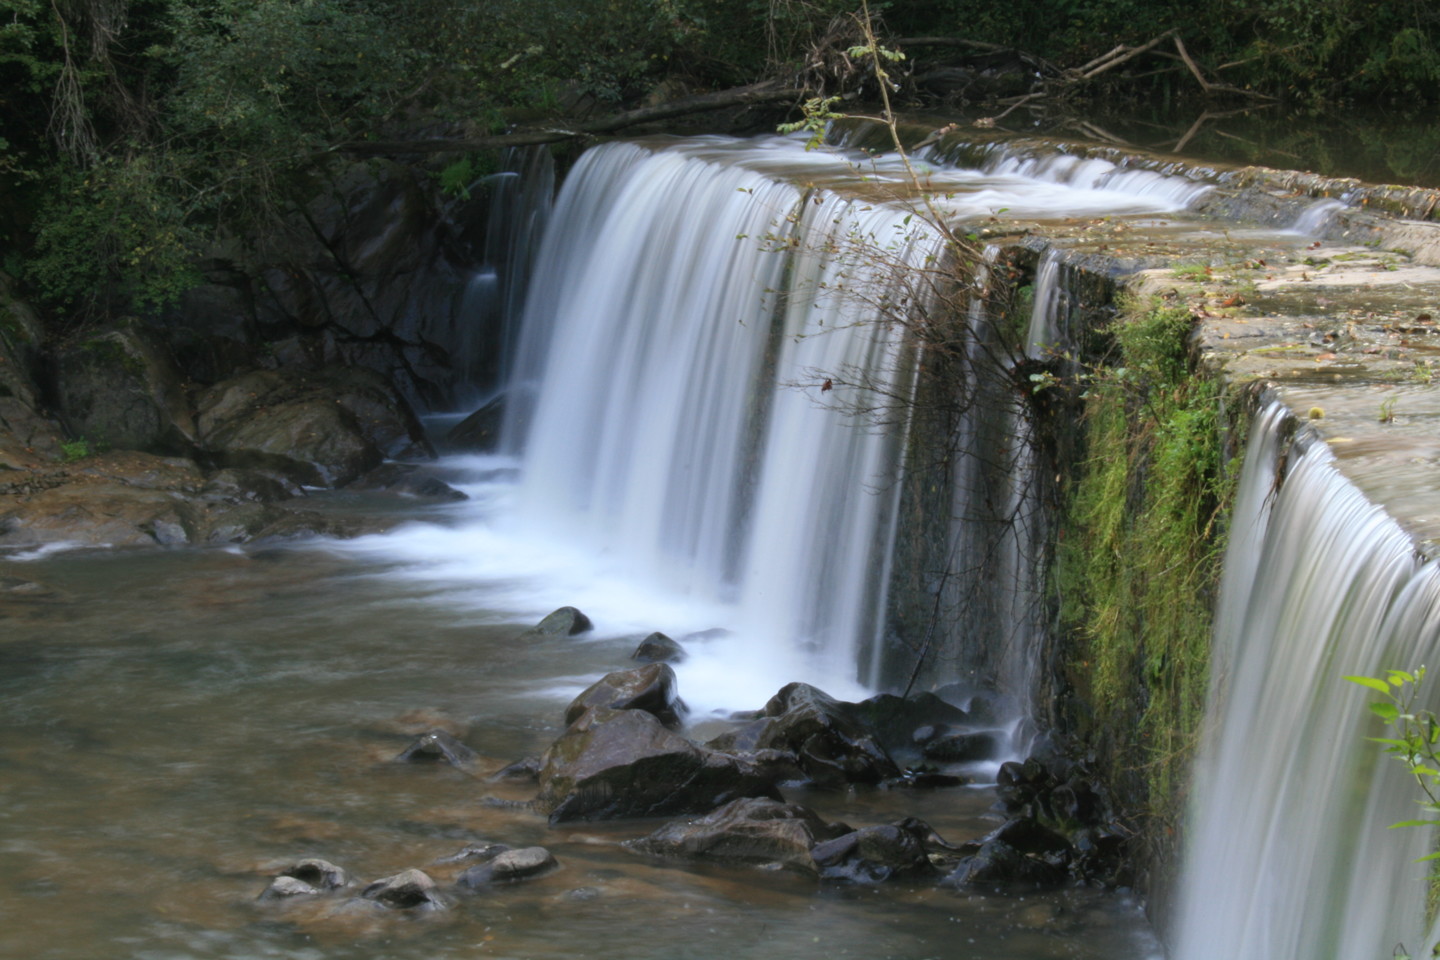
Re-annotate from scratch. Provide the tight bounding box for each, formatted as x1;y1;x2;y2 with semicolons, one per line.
0;134;1219;959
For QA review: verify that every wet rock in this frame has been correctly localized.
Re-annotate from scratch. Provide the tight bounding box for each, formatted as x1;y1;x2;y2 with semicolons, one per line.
564;663;686;728
565;886;601;901
519;606;593;640
444;396;504;453
259;876;322;900
281;857;350;891
394;729;478;767
706;682;899;788
456;846;559;887
811;822;938;883
922;730;1003;763
535;707;780;823
436;842;512;865
942;838;1068;888
847;692;970;757
349;462;467;501
201;467;302;503
487;756;541;782
360;868;447;911
626;797;849;875
631;632;687;664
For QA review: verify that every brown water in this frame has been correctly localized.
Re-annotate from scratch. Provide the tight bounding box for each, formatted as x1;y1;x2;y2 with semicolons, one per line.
0;528;1163;960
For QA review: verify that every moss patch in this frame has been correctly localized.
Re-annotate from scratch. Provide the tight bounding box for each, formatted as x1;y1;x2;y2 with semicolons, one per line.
1054;295;1245;850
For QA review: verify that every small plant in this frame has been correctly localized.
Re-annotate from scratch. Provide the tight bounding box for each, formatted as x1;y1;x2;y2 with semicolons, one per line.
1171;263;1211;281
1381;396;1399;423
60;437;94;462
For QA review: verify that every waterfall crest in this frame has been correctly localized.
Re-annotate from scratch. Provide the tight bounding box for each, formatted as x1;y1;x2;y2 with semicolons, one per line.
1174;400;1440;960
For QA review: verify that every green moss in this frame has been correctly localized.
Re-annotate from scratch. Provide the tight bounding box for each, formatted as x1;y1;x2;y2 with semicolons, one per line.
1056;296;1244;838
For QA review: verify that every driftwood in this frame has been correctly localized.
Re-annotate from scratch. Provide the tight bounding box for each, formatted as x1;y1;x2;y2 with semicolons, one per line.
335;80;803;157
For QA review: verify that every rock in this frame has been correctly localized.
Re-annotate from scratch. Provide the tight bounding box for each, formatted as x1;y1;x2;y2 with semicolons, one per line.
626;797;849;875
280;858;350;891
194;367;431;488
349;462;467;500
456;846;559;887
360;868;447;911
631;632;687;664
394;729;478;767
436;842;511;865
811;822;938;883
922;730;1003;763
444;396;504;452
518;606;593;640
942;837;1068;888
847;692;970;757
52;325;198;456
258;876;321;900
564;663;686;728
535;707;780;824
705;683;899;788
201;467;302;504
487;756;541;782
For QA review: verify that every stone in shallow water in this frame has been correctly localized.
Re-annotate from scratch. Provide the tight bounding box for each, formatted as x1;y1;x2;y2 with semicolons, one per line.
518;606;593;640
811;822;938;883
626;796;850;875
258;876;321;901
393;728;478;767
456;847;559;887
564;663;686;728
360;868;447;911
631;632;687;664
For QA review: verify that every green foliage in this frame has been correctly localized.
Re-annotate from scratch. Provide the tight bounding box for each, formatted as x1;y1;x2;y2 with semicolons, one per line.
60;436;94;462
1057;296;1239;832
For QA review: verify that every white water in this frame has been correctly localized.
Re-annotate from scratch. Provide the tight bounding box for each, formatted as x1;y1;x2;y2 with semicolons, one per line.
1174;401;1440;960
359;133;1211;714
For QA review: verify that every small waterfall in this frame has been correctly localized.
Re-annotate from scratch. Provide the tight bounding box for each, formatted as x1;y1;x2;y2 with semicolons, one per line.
1289;197;1348;237
1173;400;1440;960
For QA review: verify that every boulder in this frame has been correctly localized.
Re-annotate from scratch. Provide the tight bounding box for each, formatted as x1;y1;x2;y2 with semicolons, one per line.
200;467;302;504
348;462;467;500
359;868;447;911
52;325;198;456
941;837;1068;888
194;367;432;488
258;857;350;900
811;822;938;883
705;683;899;788
631;632;687;664
487;756;541;782
535;707;780;823
444;396;505;453
517;606;593;640
258;876;321;901
394;729;478;767
456;846;559;887
846;691;971;757
564;663;686;728
922;730;1003;763
436;842;512;865
626;797;849;875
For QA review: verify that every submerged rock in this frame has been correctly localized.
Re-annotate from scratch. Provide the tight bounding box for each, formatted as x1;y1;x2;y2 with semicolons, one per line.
922;730;1003;763
811;822;938;884
258;858;350;901
394;729;479;767
535;707;779;823
626;797;848;875
564;663;686;728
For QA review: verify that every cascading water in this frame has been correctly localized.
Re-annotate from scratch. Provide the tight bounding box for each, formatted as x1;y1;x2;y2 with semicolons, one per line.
1173;400;1440;960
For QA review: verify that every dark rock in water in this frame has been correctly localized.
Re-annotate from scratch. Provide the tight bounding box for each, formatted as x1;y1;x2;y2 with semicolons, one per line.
847;692;970;757
981;818;1073;859
631;632;687;664
566;886;601;901
811;822;938;883
445;396;505;453
706;682;899;788
883;767;967;789
942;838;1068;889
349;462;467;500
626;797;849;875
394;729;478;767
280;858;349;891
487;756;541;782
519;606;593;640
535;707;780;823
53;326;198;456
456;846;559;887
922;730;1003;763
436;842;511;865
564;663;686;728
259;876;320;900
360;868;447;911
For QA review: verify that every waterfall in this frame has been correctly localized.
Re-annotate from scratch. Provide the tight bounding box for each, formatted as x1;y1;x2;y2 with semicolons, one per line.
1173;400;1440;960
